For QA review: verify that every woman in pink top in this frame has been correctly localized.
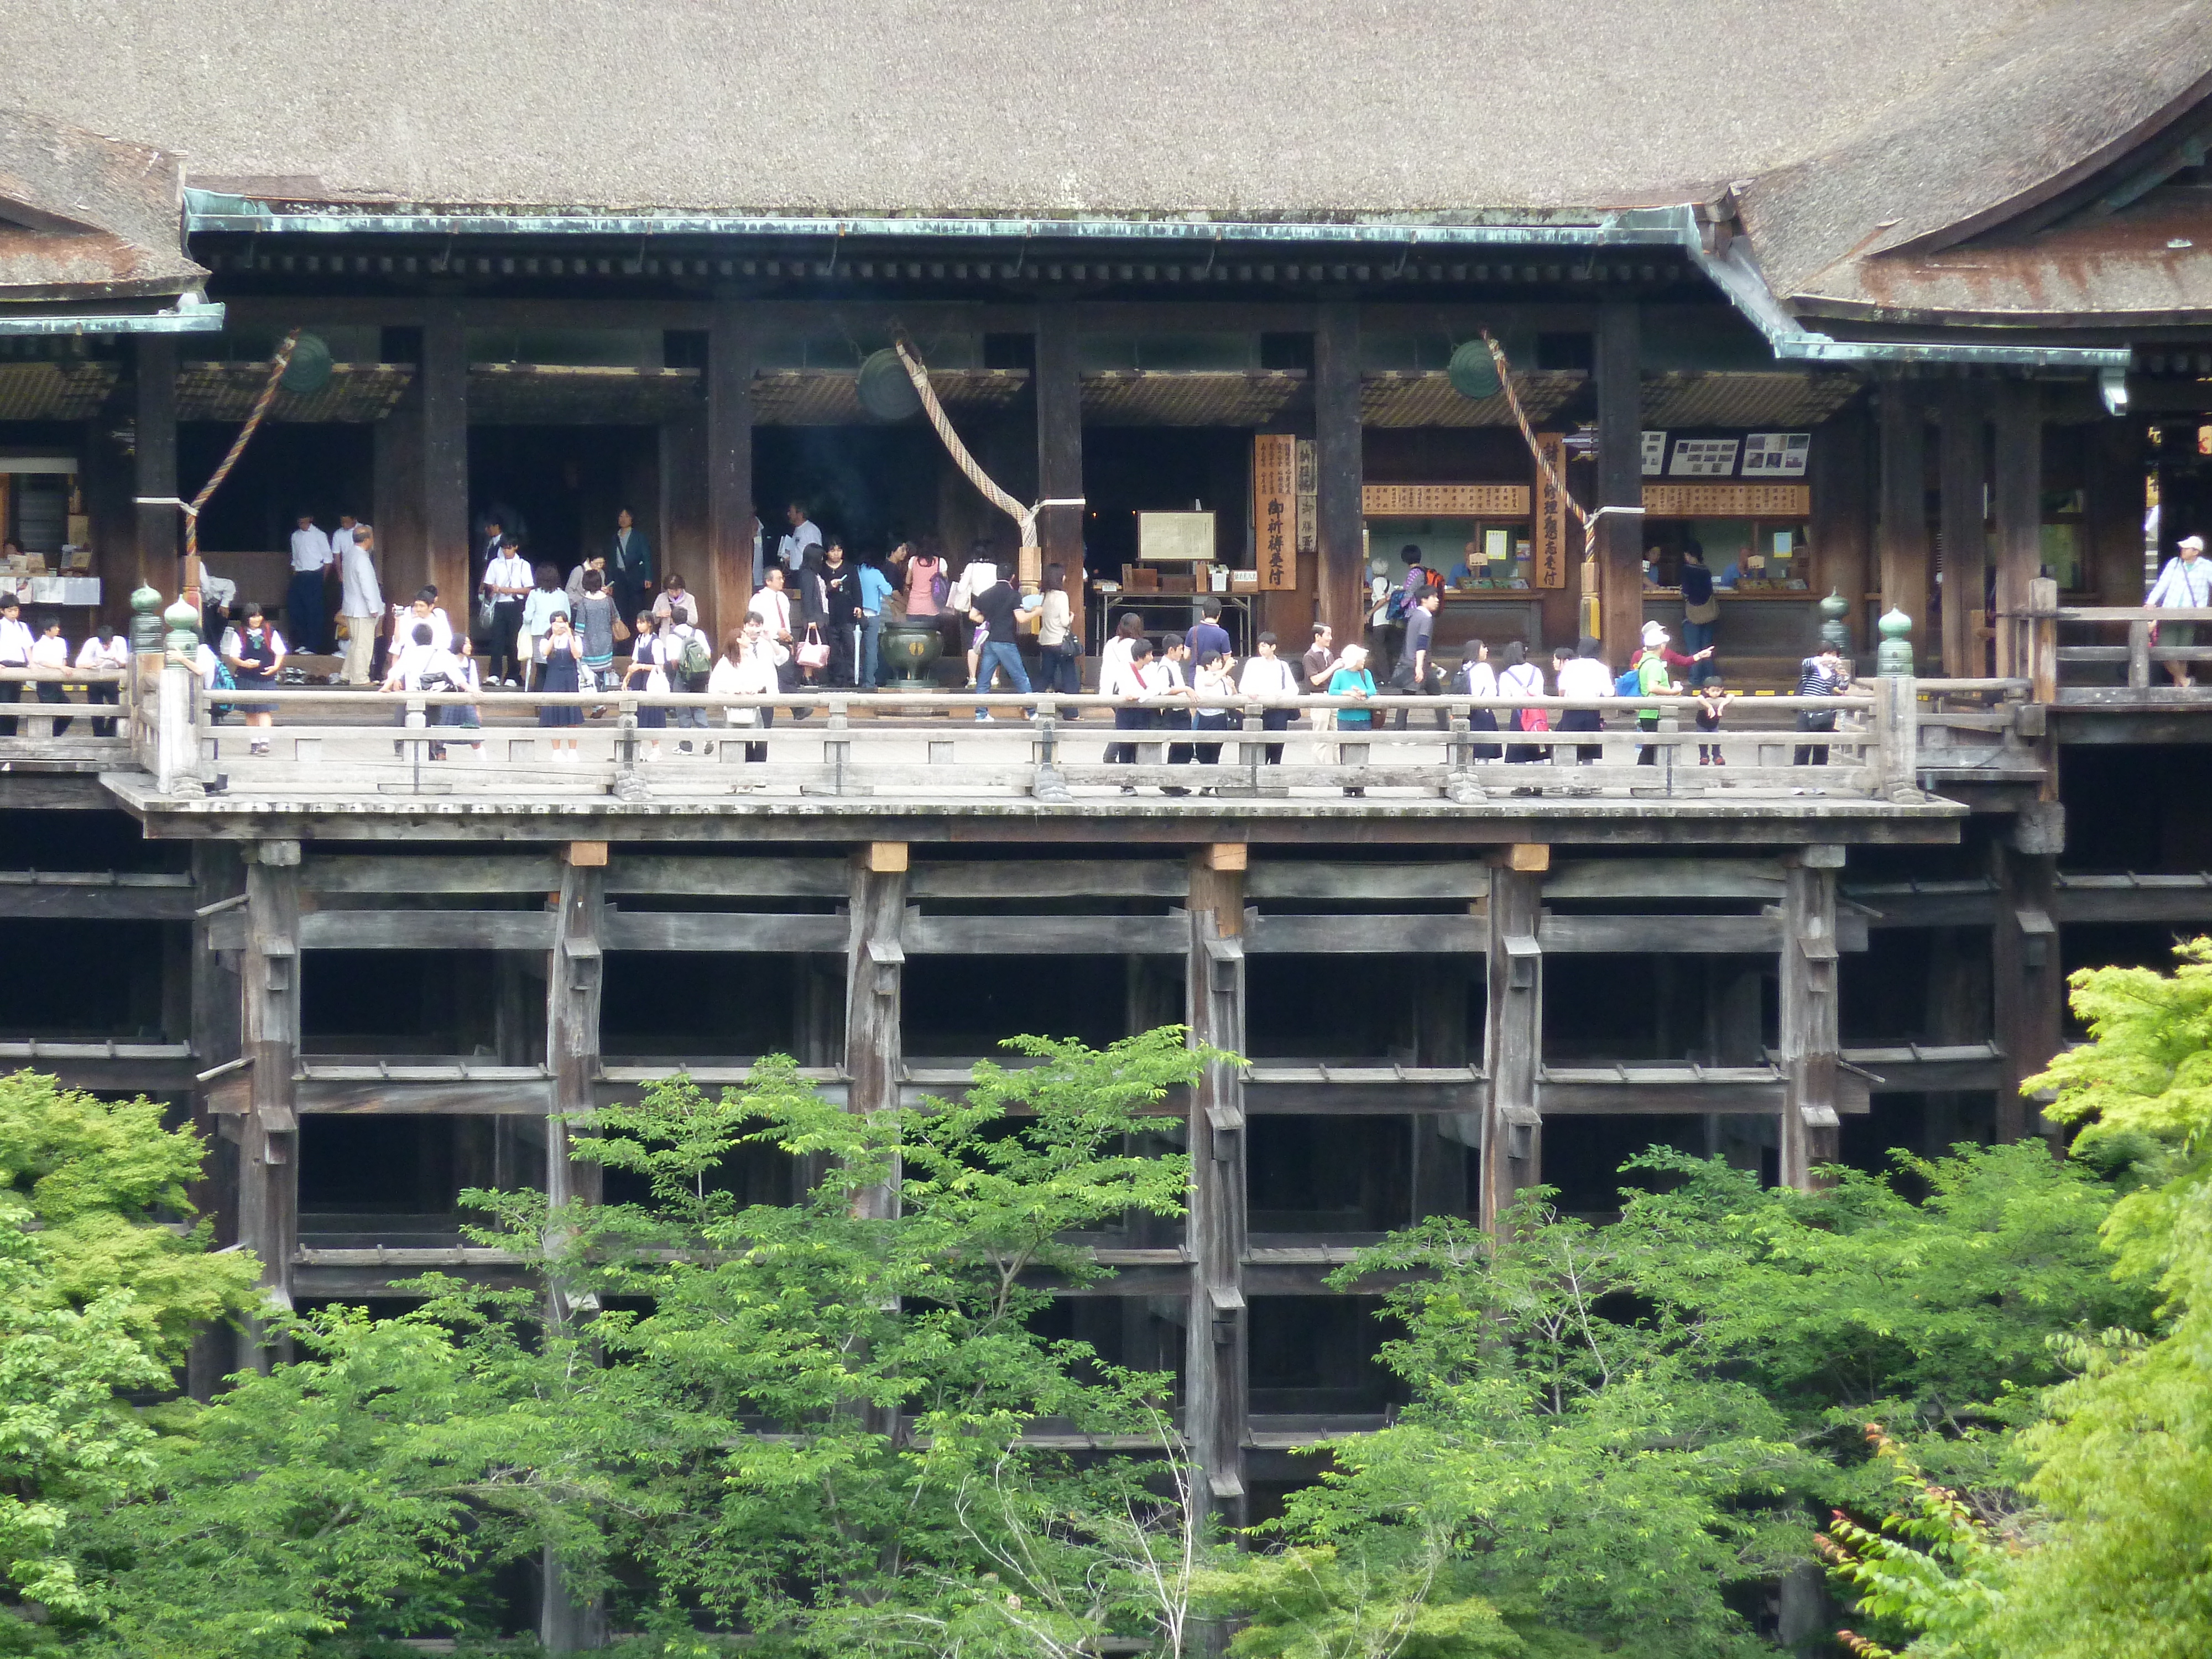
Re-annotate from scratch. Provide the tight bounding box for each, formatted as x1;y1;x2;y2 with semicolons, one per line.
900;537;946;618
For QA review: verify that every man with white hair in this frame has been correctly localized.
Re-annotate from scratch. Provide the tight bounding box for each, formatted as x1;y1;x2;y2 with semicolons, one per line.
2148;534;2211;687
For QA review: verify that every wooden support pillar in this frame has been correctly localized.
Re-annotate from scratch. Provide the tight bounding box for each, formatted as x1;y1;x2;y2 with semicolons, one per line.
1812;401;1874;655
1186;844;1248;1525
1411;962;1472;1223
237;839;301;1374
1992;381;2043;681
1938;383;1989;679
846;842;907;1222
1481;845;1545;1233
1878;384;1932;650
546;842;605;1213
542;840;608;1652
1036;304;1084;630
707;304;758;642
134;336;178;597
661;397;710;610
1314;304;1364;645
1595;303;1644;664
187;842;244;1401
1778;847;1843;1192
421;316;469;615
1991;828;2063;1144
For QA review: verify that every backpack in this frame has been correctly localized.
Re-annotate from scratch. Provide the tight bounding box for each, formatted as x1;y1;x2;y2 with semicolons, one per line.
1613;667;1640;697
678;630;712;676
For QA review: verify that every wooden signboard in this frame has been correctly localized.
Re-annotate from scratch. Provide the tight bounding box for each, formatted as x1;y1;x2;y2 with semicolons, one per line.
1254;433;1297;590
1533;434;1569;590
1642;482;1812;517
1360;483;1532;517
1295;437;1317;557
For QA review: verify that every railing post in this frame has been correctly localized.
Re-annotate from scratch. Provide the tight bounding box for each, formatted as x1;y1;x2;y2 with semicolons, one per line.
612;698;646;801
156;659;202;796
1873;674;1922;802
1444;708;1485;803
1030;700;1071;802
2027;575;2059;704
2128;615;2152;691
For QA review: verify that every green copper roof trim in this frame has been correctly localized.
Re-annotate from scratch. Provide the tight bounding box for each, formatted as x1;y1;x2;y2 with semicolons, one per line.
0;298;225;335
181;190;2129;368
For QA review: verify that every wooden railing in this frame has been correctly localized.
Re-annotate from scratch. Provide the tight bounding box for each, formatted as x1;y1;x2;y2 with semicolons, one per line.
0;664;133;767
2016;576;2212;701
123;676;1935;807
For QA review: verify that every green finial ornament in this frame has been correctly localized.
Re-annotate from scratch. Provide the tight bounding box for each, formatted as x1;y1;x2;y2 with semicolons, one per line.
129;583;165;653
1818;588;1853;656
1876;606;1915;677
162;595;202;659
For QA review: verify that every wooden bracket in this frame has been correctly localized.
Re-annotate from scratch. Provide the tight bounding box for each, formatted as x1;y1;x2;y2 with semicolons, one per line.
563;841;609;868
1206;842;1248;873
1797;844;1846;870
1502;843;1550;873
863;841;909;873
253;840;301;868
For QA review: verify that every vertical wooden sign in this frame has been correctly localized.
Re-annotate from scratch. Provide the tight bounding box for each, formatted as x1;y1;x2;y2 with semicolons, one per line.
1294;438;1318;559
1255;434;1297;590
1533;432;1569;589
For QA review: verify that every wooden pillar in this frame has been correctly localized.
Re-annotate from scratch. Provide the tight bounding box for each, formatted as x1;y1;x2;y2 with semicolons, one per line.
1314;304;1364;645
1812;401;1874;655
846;842;907;1222
1481;845;1545;1233
1992;382;2043;681
1778;847;1842;1191
2085;416;2147;603
134;336;178;597
1411;964;1472;1222
1186;844;1248;1525
546;842;606;1213
187;842;245;1401
707;305;758;643
421;316;469;614
1991;824;2063;1144
1595;303;1644;664
237;839;301;1374
1938;383;1989;679
661;398;710;606
1036;304;1084;632
1877;384;1933;660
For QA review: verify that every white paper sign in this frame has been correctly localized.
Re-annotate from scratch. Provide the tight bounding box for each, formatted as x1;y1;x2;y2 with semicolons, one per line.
1668;438;1741;478
1742;432;1811;476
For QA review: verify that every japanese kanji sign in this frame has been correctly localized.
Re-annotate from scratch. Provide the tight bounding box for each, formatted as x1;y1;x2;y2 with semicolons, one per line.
1255;433;1297;591
1533;432;1569;590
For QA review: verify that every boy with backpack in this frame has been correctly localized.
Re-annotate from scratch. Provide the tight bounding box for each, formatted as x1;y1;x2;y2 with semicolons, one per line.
665;613;714;748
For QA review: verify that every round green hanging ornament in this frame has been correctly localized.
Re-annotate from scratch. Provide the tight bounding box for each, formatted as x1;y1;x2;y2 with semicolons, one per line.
1446;339;1503;402
279;331;333;396
857;348;924;421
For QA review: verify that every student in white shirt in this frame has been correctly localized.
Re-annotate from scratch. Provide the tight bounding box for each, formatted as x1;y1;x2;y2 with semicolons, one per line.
219;604;288;756
1455;640;1502;760
747;567;797;684
288;514;333;653
0;593;31;737
391;587;455;655
1552;636;1614;764
518;564;571;690
338;522;385;687
28;619;71;737
479;536;533;686
75;625;128;737
1102;637;1164;790
1237;630;1300;763
707;618;789;768
776;500;822;576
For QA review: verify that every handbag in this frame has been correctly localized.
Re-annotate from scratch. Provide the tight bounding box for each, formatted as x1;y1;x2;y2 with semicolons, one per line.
476;597;494;633
612;615;632;644
796;624;831;670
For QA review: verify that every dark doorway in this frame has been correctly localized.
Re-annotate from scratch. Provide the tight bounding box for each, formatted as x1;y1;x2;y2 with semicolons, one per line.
469;426;659;581
754;425;950;560
180;422;374;554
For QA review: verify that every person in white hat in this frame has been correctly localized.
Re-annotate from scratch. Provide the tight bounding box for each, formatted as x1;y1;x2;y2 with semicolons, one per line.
2148;534;2211;686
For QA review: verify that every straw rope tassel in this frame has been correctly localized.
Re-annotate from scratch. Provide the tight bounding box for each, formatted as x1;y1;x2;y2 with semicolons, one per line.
892;338;1042;590
181;328;302;570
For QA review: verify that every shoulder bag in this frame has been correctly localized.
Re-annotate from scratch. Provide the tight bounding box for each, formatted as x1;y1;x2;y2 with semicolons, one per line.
796;624;831;670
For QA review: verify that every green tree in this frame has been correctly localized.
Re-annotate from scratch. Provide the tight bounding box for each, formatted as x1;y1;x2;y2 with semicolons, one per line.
0;1072;259;1649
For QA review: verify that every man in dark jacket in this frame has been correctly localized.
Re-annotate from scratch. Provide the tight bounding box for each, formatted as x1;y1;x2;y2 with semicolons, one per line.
807;539;863;686
607;507;654;621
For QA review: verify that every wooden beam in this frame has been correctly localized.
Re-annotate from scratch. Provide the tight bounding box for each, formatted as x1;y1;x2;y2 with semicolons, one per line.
1537;1071;1787;1115
1243;914;1484;954
909;859;1187;900
1243;1071;1488;1115
1812;401;1874;656
1596;303;1644;665
1878;385;1932;664
1186;851;1249;1521
1314;303;1363;645
1937;383;1987;679
846;851;906;1222
295;1076;555;1115
1481;863;1543;1234
1544;858;1783;900
902;912;1187;956
1245;861;1490;901
0;879;199;921
1778;858;1841;1191
608;855;848;898
238;842;301;1371
303;853;565;894
296;911;558;951
707;303;758;641
598;909;846;953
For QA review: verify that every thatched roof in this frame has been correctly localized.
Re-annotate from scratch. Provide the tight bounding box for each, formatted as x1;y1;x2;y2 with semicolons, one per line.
0;104;202;302
0;0;2049;218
